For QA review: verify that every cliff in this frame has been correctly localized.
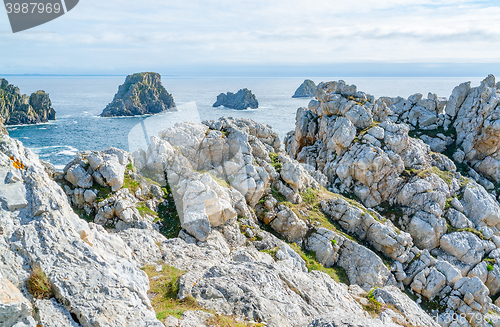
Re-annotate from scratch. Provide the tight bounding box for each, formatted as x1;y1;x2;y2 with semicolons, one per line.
100;72;177;117
0;78;56;125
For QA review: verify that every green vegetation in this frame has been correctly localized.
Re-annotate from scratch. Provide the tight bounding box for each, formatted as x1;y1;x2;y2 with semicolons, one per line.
126;162;135;172
123;173;141;194
488;264;494;272
269;152;282;172
458;227;486;240
136;202;159;220
261;247;279;258
331;239;337;245
302;188;316;205
27;266;53;299
143;264;260;325
289;243;350;285
270;185;287;202
142;264;194;319
409;125;456;139
484;258;497;265
157;181;182;239
73;207;93;222
363;288;382;315
208;172;230;188
417;166;455;185
95;184;113;202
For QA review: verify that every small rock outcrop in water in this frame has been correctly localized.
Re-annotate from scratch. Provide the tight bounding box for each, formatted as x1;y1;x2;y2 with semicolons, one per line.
292;79;317;98
0;78;56;125
212;88;258;110
100;72;176;117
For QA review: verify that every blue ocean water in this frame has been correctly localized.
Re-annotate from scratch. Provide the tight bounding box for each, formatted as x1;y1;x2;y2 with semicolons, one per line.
5;75;486;168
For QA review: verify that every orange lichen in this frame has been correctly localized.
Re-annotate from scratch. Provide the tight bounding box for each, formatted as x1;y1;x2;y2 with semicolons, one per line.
8;156;25;170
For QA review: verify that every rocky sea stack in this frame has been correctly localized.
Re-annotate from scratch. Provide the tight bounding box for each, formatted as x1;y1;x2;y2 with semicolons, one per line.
212;88;258;110
292;79;317;98
0;78;56;125
100;72;176;117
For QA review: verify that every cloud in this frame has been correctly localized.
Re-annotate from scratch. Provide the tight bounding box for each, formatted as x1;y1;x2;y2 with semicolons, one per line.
0;0;500;73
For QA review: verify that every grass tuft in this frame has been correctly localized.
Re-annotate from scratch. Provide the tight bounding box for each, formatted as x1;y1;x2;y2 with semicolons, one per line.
27;266;53;299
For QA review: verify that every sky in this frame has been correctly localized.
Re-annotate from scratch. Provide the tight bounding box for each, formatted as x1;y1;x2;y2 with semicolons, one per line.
1;0;500;76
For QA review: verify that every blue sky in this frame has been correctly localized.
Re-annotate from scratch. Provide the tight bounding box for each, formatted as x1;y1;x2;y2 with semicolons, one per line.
1;0;500;76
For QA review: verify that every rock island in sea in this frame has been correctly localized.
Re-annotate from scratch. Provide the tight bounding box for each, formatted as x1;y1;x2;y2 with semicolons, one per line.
100;72;177;117
292;79;317;98
212;88;258;110
0;78;56;125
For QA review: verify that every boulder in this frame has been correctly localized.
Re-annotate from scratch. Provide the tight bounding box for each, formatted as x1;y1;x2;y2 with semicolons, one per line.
337;238;397;291
440;232;488;266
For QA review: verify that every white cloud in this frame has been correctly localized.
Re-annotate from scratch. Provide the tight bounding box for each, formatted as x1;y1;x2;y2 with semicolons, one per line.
0;0;499;72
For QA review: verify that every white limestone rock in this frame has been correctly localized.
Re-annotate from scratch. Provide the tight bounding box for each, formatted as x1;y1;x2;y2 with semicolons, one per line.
35;298;80;327
0;275;33;327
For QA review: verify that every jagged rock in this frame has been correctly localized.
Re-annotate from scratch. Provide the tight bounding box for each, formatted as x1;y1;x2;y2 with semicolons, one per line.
461;181;500;228
305;228;340;267
468;262;489;284
486;264;500;297
0;133;163;327
321;197;412;263
177;172;237;241
270;206;307;242
101;72;176;117
440;232;489;266
35;298;80;327
213;88;258;110
435;260;463;286
0;275;34;327
449;277;492;315
337;237;397;291
0;164;27;211
446;208;473;229
0;78;56;125
372;286;440;326
410;266;446;299
307;311;399;326
181;246;374;326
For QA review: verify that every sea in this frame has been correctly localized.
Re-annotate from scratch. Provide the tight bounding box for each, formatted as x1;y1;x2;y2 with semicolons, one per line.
4;75;486;169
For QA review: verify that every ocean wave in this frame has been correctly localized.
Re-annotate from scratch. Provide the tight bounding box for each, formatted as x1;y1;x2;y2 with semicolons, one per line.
5;121;56;128
31;145;78;155
57;150;78;156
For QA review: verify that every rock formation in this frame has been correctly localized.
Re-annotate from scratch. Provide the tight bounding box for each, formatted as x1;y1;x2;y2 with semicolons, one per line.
100;72;177;117
212;88;258;110
293;79;317;98
0;78;56;125
7;75;500;326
